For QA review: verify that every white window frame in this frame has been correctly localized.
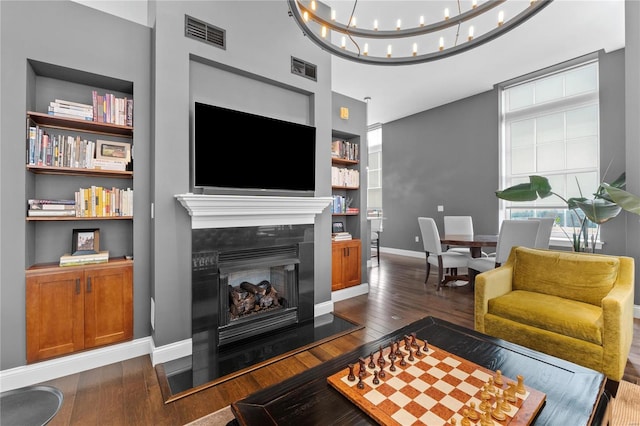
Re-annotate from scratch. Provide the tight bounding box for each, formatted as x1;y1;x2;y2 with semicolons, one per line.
498;54;602;248
367;123;383;219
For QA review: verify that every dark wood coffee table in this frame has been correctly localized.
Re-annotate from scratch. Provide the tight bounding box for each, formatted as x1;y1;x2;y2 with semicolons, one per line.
231;316;609;425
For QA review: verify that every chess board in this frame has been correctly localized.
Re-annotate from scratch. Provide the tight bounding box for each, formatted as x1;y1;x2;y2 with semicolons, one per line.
327;335;546;426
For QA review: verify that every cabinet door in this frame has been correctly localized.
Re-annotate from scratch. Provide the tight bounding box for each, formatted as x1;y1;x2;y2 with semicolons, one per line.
26;270;85;363
84;264;133;348
332;243;346;290
342;240;362;287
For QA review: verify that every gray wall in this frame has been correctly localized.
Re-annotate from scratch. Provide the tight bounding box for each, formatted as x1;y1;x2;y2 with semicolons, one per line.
0;1;152;369
381;49;629;257
382;90;500;251
150;1;335;347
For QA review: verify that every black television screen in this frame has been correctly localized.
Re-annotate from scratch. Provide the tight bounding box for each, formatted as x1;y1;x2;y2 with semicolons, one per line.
193;102;316;194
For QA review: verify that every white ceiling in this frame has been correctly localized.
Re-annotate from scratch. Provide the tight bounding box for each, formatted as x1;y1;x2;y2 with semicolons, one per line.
324;0;626;125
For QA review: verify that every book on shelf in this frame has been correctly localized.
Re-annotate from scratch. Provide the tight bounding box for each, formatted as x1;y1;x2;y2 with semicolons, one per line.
27;209;76;217
28;199;76;205
332;232;353;241
93;158;127;171
29;203;76;210
346;207;360;214
59;250;109;267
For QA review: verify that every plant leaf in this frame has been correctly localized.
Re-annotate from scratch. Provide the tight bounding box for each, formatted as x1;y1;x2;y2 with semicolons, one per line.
602;183;640;215
495;176;552;201
567;197;588;210
574;199;622;224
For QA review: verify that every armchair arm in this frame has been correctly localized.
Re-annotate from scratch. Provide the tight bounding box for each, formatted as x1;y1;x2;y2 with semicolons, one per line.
601;256;635;381
474;264;514;333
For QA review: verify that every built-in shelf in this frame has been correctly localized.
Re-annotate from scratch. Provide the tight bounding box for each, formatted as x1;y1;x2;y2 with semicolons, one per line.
331;157;358;166
27;111;133;137
27;165;132;179
26;216;133;222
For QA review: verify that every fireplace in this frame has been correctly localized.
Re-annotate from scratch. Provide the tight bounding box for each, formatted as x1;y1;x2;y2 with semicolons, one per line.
192;225;315;348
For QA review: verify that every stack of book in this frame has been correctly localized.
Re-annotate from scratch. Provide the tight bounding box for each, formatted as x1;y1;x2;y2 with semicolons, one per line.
332;232;353;241
47;99;93;121
27;199;76;217
59;250;109;267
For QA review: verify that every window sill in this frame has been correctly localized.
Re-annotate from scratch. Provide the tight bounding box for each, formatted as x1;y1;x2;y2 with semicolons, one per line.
549;237;603;251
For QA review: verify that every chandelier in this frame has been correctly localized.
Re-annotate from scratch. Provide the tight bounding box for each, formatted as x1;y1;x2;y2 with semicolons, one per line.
288;0;553;65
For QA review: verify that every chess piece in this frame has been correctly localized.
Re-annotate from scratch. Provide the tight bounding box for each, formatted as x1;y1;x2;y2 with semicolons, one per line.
491;394;506;421
347;363;356;381
479;384;492;412
358;358;366;378
467;402;479;421
399;352;406;366
487;377;496;394
505;382;518;403
389;357;396;372
516;375;526;395
373;370;380;385
461;410;471;426
480;411;494;426
357;375;364;389
407;348;415;362
368;352;376;369
500;390;511;412
404;335;411;351
378;366;386;379
395;340;403;357
494;370;503;386
449;418;457;425
410;332;419;347
423;339;429;353
415;344;423;357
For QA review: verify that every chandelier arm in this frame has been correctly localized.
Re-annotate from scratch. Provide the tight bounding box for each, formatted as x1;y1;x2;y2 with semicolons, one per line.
293;0;507;39
287;0;553;65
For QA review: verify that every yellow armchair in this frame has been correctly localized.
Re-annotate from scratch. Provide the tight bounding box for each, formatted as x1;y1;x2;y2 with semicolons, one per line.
475;246;634;382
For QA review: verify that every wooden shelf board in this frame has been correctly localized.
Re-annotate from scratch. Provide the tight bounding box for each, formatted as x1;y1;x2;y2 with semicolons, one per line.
27;165;132;178
27;111;133;137
26;216;133;222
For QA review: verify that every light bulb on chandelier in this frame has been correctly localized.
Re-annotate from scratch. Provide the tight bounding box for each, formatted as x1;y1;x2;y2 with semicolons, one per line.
288;0;552;65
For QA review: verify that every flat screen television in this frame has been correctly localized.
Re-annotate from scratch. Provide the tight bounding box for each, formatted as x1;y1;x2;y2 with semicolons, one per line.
193;102;316;195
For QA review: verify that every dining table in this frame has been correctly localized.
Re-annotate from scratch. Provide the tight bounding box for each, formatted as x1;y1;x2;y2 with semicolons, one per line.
440;234;498;258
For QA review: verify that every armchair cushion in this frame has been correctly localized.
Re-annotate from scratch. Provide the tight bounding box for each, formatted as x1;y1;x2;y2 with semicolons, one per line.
512;248;620;306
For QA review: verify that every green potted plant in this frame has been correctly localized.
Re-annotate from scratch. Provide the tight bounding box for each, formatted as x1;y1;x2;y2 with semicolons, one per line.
495;172;640;252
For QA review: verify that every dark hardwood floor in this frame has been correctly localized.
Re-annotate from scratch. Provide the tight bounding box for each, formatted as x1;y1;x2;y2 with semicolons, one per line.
40;252;640;425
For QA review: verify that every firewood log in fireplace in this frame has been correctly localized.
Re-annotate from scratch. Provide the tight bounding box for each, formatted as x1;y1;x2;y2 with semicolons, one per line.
240;281;267;296
257;280;280;309
229;285;256;318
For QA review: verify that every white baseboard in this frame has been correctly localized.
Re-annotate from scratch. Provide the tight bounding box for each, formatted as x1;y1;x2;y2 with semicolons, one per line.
332;283;370;303
0;337;152;393
635;304;640;319
380;246;424;259
150;338;192;367
314;300;334;317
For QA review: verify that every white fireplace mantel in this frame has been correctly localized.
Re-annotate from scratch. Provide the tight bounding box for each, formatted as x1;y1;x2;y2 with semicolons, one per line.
175;193;333;229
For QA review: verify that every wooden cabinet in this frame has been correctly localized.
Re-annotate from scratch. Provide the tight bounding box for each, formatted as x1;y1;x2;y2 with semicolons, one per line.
331;239;362;291
26;259;133;363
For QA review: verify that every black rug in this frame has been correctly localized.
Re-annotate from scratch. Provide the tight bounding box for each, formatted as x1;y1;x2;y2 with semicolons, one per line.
158;313;362;401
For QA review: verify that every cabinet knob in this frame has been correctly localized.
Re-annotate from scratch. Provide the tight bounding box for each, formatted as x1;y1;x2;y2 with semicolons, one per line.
76;278;81;294
87;277;92;293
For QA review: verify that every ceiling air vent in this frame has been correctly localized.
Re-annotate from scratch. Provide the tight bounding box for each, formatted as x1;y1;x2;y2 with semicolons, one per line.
291;57;317;82
185;15;225;49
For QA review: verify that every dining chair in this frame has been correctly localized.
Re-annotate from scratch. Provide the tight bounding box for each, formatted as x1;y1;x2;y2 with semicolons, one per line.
418;217;469;290
467;220;540;287
528;217;555;249
443;215;487;257
370;218;382;265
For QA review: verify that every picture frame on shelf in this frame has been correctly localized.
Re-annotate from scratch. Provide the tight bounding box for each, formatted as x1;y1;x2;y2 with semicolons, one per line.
332;222;345;233
72;228;100;255
96;140;131;163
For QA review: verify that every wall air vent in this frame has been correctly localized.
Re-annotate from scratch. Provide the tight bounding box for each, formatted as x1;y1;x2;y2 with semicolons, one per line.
185;15;225;49
291;57;317;82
